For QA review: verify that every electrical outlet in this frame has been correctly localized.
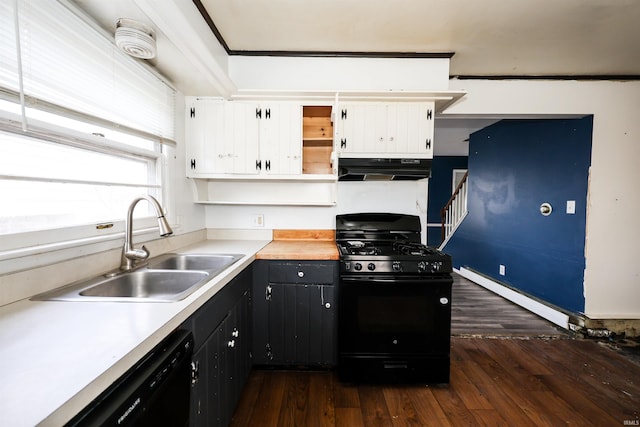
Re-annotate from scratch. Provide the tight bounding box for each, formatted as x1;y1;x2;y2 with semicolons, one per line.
499;264;506;276
252;214;264;227
566;200;576;214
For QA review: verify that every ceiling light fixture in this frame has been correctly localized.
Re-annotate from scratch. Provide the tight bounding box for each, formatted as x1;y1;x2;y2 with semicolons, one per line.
115;18;156;59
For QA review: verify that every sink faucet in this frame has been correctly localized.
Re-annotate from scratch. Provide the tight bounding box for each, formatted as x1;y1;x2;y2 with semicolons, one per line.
120;195;173;271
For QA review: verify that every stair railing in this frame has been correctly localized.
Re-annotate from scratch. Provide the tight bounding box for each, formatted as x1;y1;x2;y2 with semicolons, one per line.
439;171;469;249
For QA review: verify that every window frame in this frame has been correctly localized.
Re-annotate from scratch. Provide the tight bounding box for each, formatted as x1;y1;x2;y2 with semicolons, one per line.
0;0;178;272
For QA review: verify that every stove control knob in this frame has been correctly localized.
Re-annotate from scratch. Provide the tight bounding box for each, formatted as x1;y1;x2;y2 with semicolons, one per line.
417;261;427;273
367;263;376;271
392;262;402;272
354;263;362;271
431;262;442;273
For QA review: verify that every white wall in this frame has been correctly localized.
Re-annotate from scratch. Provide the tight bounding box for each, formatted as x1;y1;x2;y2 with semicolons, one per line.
228;56;451;92
204;180;429;242
443;79;640;320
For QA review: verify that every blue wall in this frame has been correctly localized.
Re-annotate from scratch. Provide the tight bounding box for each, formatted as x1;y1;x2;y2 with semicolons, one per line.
427;156;468;246
444;118;592;314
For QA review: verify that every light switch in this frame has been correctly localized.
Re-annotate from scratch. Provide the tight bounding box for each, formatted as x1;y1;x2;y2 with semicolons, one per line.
566;200;576;214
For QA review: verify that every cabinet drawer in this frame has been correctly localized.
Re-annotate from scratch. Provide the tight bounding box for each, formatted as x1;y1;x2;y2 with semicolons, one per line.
268;261;335;284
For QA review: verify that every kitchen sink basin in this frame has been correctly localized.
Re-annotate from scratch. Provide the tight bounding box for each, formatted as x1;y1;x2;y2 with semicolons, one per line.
31;253;245;302
32;269;210;302
148;253;244;274
79;270;209;300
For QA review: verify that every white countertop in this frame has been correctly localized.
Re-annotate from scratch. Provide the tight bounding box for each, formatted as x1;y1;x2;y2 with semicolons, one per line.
0;239;270;427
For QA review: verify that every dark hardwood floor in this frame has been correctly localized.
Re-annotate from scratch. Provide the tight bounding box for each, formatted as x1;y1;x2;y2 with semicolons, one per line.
230;274;640;426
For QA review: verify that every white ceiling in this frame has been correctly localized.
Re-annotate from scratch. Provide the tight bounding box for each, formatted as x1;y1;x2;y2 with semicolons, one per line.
71;0;640;155
198;0;640;77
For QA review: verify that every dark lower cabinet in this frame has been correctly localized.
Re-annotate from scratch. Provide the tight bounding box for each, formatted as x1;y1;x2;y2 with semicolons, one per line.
183;265;252;427
190;344;209;424
253;260;338;367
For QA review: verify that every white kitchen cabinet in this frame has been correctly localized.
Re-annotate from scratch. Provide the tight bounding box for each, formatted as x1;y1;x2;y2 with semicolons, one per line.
257;103;302;175
335;102;434;158
185;98;301;177
185;99;225;177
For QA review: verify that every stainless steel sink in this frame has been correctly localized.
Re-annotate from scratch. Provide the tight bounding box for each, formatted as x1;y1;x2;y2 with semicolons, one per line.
148;253;244;274
31;253;245;303
79;270;209;300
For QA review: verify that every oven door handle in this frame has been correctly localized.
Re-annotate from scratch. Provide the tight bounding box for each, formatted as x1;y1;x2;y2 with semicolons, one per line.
340;275;450;284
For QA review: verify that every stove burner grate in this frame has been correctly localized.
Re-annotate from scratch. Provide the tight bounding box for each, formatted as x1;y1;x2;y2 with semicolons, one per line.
392;241;438;256
342;241;382;256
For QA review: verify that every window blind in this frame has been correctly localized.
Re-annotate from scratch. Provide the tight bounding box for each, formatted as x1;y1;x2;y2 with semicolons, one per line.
0;0;176;144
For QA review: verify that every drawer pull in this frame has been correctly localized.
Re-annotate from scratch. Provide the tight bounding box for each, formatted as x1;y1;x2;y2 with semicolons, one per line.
297;271;304;278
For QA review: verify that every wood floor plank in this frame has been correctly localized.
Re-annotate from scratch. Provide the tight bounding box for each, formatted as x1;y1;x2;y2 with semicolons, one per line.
335;407;364;427
535;372;621;425
448;364;494;410
500;338;554;375
381;386;422;427
472;381;548;426
405;387;452;427
358;386;394;427
469;409;510;427
478;340;578;426
333;380;360;408
473;339;547;392
306;372;335;427
245;370;288;427
455;339;562;426
558;339;640;397
528;389;597;426
451;339;497;386
522;338;640;422
276;372;309;427
430;383;479;425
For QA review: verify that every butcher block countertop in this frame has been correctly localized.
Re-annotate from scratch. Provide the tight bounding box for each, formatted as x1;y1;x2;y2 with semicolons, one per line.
256;230;339;260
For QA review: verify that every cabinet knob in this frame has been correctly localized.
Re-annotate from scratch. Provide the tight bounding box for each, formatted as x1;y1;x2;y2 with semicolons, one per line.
297;271;304;278
227;340;235;348
232;328;239;338
389;136;394;142
190;361;199;385
325;302;331;309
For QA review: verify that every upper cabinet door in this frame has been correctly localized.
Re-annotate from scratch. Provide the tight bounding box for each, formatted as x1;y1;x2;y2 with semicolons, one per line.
258;103;302;175
336;101;434;158
388;102;434;156
225;102;260;175
185;98;226;177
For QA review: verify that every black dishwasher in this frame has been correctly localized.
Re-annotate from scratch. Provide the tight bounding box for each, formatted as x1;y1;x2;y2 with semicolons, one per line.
66;329;194;427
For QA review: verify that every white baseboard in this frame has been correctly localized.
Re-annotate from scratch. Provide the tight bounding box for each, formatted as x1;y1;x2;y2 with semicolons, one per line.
456;267;570;330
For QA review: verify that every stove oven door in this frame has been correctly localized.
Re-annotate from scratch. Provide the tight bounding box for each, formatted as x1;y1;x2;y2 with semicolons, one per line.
338;274;452;383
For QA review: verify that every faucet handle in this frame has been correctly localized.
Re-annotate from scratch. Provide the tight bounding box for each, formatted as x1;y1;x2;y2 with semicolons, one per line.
126;245;150;261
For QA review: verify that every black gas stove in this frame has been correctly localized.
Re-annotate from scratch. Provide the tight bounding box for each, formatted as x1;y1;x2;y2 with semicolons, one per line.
336;213;453;384
336;213;452;275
